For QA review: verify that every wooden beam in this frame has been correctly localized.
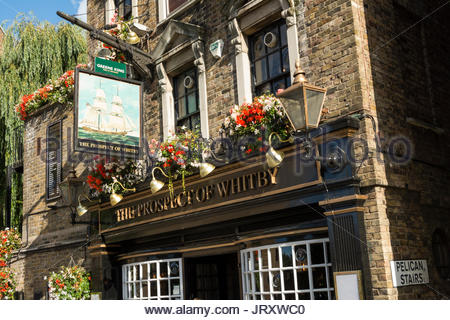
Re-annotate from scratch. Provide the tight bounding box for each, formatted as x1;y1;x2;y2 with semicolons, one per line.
319;194;368;206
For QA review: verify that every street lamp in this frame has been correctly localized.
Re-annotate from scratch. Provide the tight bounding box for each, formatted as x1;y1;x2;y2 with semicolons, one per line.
59;166;84;209
264;60;328;169
57;165;93;224
276;60;327;132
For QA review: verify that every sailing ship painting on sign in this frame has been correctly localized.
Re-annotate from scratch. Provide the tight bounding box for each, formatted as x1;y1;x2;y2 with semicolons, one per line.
75;69;143;157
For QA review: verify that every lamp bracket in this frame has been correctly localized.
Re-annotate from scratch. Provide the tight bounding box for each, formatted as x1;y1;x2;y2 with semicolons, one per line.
69;206;92;225
323;146;347;173
290;133;347;173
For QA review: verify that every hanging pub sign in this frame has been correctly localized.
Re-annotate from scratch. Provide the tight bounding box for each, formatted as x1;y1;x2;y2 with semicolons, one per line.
74;68;143;158
94;57;127;79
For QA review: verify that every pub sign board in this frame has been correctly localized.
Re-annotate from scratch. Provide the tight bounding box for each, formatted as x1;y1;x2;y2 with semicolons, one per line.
390;259;430;287
74;68;143;158
94;57;127;79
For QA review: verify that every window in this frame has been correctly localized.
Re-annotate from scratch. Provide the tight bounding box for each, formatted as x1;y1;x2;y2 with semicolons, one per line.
167;0;188;14
158;0;192;22
46;121;62;200
173;68;200;130
249;20;291;96
122;258;183;300
241;238;334;300
106;0;138;24
115;0;133;20
432;229;450;280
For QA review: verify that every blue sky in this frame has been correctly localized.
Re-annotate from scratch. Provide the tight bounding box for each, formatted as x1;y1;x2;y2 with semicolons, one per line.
0;0;87;28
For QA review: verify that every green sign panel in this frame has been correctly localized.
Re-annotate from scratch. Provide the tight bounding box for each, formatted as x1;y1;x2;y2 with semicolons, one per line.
94;57;127;78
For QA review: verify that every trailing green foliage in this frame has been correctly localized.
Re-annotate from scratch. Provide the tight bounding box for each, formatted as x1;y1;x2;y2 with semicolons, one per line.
0;14;88;230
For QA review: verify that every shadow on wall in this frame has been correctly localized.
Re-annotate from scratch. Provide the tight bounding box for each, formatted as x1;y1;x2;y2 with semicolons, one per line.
363;0;450;299
15;104;121;300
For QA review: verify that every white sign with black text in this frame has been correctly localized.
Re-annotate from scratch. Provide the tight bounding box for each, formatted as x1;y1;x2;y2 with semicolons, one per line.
390;259;429;287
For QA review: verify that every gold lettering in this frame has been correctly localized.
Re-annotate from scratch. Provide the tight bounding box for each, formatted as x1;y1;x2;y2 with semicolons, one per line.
187;190;194;205
196;187;207;202
150;200;158;214
217;181;230;197
247;173;256;190
129;207;135;219
231;177;240;194
163;196;171;210
258;171;269;188
112;170;280;224
241;175;247;192
137;204;145;217
267;167;279;185
157;199;164;212
144;202;151;215
177;192;188;207
206;185;214;200
170;196;178;209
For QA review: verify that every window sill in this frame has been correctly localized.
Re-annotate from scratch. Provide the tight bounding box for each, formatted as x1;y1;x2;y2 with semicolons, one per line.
157;0;201;28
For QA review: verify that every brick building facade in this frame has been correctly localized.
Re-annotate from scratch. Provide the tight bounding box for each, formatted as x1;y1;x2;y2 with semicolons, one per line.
12;0;450;300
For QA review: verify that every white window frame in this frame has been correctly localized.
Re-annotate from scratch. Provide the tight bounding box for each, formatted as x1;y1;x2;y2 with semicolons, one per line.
240;238;334;300
157;41;209;140
122;258;183;300
105;0;139;24
229;0;300;104
158;0;199;23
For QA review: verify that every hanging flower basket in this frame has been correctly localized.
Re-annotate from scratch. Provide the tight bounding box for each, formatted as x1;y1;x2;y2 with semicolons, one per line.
148;127;206;195
100;10;137;63
86;156;145;198
48;266;91;300
15;64;87;120
0;228;21;300
221;94;291;156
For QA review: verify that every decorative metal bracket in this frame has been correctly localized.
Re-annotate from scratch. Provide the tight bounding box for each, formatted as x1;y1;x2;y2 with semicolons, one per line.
324;146;347;173
57;11;154;81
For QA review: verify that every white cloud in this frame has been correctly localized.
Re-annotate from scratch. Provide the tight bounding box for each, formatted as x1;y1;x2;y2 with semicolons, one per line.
76;0;87;23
